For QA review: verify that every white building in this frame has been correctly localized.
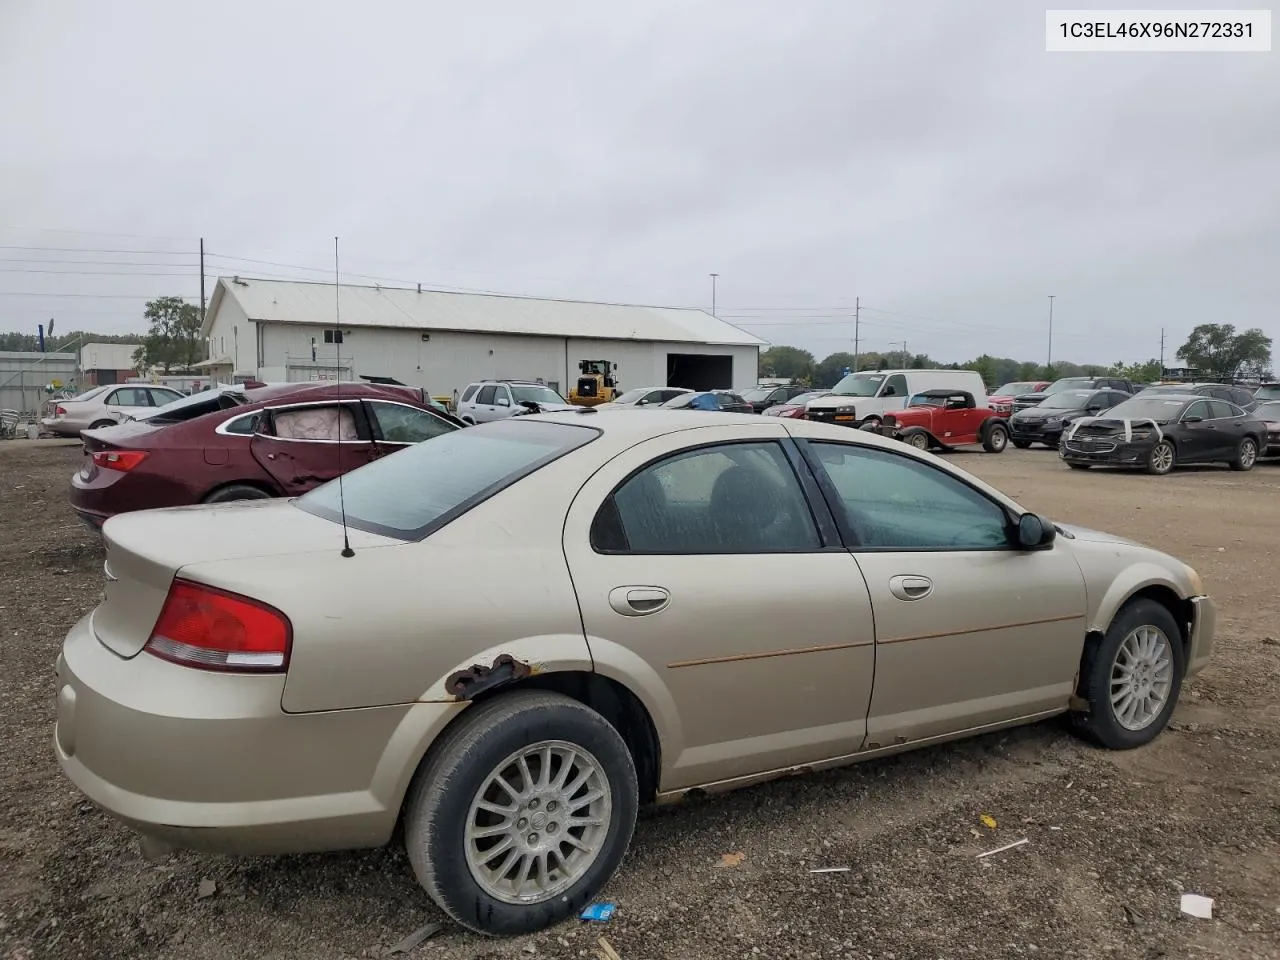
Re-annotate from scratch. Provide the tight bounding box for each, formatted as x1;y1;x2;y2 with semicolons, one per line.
200;277;763;398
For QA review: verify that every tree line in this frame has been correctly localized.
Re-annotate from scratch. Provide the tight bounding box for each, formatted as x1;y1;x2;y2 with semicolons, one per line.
1;296;204;372
760;324;1273;388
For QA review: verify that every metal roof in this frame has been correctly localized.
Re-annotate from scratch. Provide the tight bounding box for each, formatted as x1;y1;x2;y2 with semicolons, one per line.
203;277;764;347
81;342;140;370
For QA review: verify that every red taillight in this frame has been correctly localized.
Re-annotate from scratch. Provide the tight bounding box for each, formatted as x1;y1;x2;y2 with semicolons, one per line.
144;580;292;672
55;405;67;416
91;450;148;472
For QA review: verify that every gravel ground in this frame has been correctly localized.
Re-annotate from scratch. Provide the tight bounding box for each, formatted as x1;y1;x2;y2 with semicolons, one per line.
1;442;1278;960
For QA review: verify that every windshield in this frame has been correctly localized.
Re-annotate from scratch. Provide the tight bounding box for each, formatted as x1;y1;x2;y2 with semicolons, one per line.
790;392;826;404
992;382;1038;396
612;388;650;405
297;419;598;540
908;394;946;408
1043;378;1091;396
742;387;776;401
511;384;565;405
1102;397;1190;421
1256;400;1280;419
69;385;110;402
1137;384;1197;395
830;373;884;397
1037;390;1096;411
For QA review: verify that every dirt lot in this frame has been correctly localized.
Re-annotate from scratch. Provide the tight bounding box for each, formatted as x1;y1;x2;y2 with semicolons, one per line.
2;442;1278;960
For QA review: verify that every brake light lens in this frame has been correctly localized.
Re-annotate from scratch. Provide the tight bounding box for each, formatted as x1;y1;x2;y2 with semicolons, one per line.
55;405;67;416
144;580;292;672
91;450;148;472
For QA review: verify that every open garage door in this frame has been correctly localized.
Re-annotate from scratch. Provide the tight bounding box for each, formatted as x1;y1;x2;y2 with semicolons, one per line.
667;353;732;390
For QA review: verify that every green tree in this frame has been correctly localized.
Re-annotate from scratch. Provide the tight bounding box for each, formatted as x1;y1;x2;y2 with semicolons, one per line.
758;346;815;381
814;352;860;387
1177;323;1273;379
1109;358;1162;383
133;297;204;373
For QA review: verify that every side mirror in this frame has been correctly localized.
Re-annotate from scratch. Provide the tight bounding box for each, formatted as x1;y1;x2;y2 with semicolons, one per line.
1182;415;1202;423
1016;513;1056;549
1087;405;1102;414
497;397;511;407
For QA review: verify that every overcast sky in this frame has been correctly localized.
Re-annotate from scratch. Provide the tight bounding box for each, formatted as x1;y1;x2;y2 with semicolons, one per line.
1;0;1276;366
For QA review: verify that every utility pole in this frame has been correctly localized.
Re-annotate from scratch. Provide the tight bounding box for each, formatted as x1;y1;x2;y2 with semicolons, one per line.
1047;295;1055;369
1159;327;1165;372
709;273;718;317
853;296;860;372
199;238;208;359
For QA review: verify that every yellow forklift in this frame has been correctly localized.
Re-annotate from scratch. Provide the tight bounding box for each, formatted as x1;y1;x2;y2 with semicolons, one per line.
568;360;619;406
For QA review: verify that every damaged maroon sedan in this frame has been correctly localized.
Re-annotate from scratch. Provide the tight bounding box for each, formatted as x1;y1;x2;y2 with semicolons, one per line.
70;382;460;528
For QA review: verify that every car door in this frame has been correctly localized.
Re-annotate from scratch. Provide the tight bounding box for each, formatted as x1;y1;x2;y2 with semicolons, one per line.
948;394;984;443
249;400;376;495
561;424;876;791
470;385;498;422
1176;400;1217;461
799;439;1087;746
365;399;456;457
492;384;515;417
103;386;153;422
1205;400;1245;457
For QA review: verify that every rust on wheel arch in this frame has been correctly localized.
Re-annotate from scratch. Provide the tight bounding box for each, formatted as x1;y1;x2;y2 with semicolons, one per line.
446;654;536;700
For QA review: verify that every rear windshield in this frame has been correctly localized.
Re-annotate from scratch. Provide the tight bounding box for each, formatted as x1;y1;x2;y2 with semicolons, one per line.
296;419;599;540
69;385;110;402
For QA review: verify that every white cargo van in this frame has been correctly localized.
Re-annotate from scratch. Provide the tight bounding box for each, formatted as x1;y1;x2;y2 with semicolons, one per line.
804;369;988;426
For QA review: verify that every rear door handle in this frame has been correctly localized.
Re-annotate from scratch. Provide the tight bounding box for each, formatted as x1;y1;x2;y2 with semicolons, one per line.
889;575;933;601
608;586;671;616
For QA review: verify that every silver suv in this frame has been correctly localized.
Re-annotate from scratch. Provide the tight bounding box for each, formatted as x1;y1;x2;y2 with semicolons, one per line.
456;380;576;424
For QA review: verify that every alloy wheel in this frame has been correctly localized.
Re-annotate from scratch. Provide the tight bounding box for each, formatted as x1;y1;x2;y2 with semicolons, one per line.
1109;626;1174;731
464;740;612;905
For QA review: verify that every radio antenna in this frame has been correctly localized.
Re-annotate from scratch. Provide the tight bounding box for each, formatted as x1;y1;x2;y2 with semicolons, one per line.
334;235;354;558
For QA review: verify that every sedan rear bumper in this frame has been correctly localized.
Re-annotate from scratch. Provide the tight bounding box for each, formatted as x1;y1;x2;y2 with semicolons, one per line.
55;613;466;856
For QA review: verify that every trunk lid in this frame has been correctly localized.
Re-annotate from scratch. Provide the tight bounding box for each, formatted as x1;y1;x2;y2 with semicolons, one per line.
93;500;399;658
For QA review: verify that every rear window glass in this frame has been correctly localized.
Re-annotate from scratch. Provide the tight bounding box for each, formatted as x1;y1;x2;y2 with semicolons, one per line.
296;419;599;540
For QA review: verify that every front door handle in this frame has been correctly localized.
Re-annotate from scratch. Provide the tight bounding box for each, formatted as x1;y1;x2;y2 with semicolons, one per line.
889;575;933;601
608;586;671;617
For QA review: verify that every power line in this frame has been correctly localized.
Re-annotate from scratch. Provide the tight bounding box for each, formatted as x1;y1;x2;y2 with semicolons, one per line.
0;244;193;255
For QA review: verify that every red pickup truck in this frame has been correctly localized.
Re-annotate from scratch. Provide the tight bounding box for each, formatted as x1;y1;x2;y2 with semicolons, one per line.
871;389;1010;453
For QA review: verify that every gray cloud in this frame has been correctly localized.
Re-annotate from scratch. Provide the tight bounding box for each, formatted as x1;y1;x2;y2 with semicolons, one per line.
1;0;1275;366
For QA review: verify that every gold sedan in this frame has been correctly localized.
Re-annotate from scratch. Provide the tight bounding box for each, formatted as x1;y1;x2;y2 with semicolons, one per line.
54;410;1214;936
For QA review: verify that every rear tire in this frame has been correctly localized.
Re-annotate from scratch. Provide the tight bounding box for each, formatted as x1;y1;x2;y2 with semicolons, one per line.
88;420;115;430
1147;440;1176;475
202;483;273;504
982;423;1009;453
403;691;638;937
1229;437;1258;472
1071;599;1184;750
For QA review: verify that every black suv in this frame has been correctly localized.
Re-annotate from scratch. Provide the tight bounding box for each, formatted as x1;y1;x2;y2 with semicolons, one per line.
1011;377;1136;414
741;384;816;413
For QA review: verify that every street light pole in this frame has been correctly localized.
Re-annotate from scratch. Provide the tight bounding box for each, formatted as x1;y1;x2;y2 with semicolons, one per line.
709;273;718;316
1047;295;1055;369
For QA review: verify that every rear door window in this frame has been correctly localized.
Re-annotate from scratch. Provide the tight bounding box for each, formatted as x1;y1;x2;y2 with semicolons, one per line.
109;387;151;406
1205;400;1235;420
272;404;360;441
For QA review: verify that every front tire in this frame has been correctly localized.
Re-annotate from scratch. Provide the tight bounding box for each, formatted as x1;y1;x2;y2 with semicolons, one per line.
906;432;930;451
1072;599;1184;750
1147;440;1176;475
982;423;1009;453
403;691;638;937
1229;437;1258;472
